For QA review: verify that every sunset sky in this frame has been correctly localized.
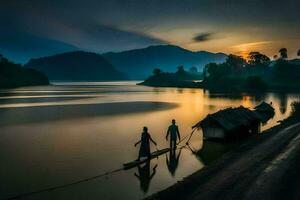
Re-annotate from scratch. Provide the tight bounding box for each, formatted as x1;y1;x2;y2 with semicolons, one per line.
1;0;300;61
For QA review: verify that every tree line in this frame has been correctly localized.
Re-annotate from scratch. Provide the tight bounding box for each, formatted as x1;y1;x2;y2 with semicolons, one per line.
202;48;300;91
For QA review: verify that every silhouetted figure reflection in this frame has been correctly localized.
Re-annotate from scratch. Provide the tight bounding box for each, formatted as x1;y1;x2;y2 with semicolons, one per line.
166;148;182;176
166;119;181;149
134;161;157;193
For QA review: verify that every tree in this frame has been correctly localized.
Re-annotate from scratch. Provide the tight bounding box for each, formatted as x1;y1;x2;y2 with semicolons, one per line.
225;54;247;72
189;66;198;73
204;63;220;80
279;48;288;59
247;52;270;66
273;59;290;81
176;66;185;74
153;68;162;76
0;55;8;63
203;68;207;80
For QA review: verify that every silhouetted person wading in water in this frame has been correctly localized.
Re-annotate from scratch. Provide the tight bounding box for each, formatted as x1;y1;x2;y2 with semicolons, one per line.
135;127;157;160
166;119;181;149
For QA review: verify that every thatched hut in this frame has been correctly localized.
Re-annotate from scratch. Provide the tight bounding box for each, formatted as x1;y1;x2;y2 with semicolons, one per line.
254;102;275;123
193;106;261;140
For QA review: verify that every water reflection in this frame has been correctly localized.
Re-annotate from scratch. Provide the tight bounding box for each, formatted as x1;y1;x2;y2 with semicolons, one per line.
189;141;237;166
1;82;300;200
134;161;157;193
176;88;184;93
166;148;182;176
0;102;177;126
206;92;267;102
275;92;288;114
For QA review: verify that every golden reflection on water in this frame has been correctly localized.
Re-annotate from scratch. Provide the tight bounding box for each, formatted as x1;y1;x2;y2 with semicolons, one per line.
0;82;300;199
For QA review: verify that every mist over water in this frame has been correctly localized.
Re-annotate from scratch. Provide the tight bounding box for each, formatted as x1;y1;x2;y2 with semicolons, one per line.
0;81;299;200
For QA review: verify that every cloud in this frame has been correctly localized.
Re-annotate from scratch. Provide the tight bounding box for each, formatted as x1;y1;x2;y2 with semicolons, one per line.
1;0;300;57
230;41;273;49
39;21;167;53
0;12;167;62
0;30;78;63
193;32;215;42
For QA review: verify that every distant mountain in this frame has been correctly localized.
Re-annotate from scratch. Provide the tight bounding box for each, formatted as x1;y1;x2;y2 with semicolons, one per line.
0;31;78;64
103;45;227;79
25;51;126;81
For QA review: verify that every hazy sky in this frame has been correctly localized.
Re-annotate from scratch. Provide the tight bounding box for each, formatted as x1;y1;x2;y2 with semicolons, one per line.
1;0;300;59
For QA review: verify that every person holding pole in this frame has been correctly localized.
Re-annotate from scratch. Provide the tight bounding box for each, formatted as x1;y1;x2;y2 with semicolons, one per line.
166;119;181;149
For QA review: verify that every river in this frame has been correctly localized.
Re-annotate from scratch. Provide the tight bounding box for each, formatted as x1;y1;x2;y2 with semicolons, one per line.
0;81;299;200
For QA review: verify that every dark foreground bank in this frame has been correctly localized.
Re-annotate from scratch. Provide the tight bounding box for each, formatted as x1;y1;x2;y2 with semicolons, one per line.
147;103;300;200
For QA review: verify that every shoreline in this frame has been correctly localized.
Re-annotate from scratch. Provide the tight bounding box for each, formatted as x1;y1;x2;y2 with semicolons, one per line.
139;81;300;93
146;114;300;200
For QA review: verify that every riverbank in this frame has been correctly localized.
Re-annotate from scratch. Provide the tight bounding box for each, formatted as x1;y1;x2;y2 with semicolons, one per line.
139;79;300;93
147;103;300;200
138;80;201;88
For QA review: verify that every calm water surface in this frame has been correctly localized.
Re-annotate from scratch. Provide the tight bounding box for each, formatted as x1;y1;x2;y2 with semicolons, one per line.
0;81;299;200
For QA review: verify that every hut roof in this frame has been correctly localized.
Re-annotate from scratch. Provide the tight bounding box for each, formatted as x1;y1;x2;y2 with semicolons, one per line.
254;102;275;123
254;102;274;113
193;106;261;131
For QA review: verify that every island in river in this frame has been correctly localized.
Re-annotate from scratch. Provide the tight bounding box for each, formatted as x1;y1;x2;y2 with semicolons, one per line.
140;51;300;92
138;66;202;88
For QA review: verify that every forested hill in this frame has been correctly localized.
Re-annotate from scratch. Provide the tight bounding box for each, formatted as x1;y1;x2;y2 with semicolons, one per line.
103;45;227;79
25;51;127;81
0;55;49;88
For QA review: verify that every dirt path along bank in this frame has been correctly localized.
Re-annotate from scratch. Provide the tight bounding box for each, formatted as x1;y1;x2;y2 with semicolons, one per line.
148;122;300;200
